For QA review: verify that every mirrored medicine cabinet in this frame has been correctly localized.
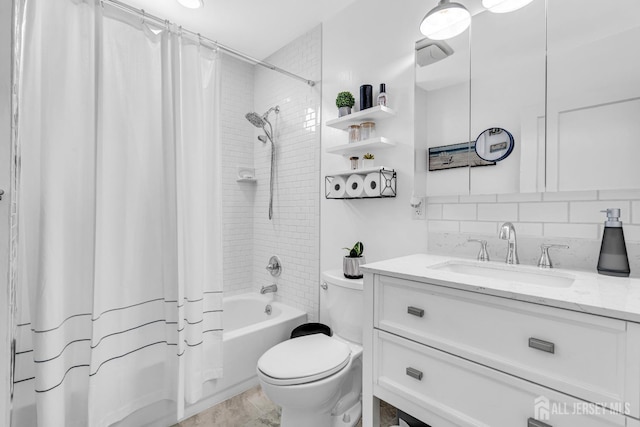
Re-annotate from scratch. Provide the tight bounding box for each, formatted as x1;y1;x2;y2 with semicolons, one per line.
415;0;640;197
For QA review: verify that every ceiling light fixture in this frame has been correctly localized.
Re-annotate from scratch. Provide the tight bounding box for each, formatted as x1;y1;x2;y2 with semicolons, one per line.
177;0;204;9
420;0;471;40
482;0;534;13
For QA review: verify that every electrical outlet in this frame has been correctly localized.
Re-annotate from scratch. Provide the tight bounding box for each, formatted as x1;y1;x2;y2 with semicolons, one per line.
412;197;426;220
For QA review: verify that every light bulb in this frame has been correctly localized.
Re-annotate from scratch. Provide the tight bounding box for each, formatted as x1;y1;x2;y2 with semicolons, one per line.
420;1;471;40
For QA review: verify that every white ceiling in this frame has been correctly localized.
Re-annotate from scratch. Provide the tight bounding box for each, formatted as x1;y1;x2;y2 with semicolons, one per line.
119;0;358;60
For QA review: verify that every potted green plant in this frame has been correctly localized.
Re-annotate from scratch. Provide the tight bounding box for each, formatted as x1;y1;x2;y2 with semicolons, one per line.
362;152;375;169
336;91;355;117
343;241;365;279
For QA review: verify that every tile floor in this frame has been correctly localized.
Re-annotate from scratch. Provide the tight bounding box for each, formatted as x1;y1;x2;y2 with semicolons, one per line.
175;385;398;427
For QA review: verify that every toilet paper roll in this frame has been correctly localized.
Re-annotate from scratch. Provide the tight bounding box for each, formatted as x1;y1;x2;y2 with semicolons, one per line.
328;176;346;198
363;172;380;197
346;174;365;198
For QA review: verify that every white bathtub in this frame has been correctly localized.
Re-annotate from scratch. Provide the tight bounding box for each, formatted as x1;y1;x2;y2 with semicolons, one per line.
183;293;307;419
111;293;307;427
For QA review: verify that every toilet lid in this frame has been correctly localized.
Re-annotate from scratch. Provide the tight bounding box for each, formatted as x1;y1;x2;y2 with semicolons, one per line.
257;334;351;385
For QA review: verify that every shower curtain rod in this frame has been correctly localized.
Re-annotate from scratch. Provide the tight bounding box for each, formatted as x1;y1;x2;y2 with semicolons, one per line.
102;0;316;87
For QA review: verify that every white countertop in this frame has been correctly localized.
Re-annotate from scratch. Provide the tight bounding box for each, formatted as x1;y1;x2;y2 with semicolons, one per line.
360;253;640;323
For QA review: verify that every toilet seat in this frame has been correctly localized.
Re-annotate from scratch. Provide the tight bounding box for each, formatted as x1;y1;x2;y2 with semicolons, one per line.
257;334;351;386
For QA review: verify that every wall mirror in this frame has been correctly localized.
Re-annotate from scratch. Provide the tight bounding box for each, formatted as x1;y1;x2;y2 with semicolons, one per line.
416;0;640;196
415;24;471;197
468;0;545;195
546;0;640;192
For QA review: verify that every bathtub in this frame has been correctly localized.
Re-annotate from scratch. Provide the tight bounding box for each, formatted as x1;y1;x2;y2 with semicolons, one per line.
183;293;307;419
109;293;307;426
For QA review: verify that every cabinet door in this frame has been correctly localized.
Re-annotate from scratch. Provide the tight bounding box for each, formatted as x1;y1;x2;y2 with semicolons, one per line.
546;0;640;192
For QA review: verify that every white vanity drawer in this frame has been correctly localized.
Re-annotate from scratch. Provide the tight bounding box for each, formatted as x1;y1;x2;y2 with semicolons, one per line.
374;275;640;417
374;330;631;427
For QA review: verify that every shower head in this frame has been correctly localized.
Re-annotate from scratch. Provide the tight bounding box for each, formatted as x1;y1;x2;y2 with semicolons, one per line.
245;112;266;128
245;105;280;128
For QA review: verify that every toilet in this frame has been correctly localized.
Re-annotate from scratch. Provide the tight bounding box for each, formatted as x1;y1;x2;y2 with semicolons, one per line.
257;269;364;427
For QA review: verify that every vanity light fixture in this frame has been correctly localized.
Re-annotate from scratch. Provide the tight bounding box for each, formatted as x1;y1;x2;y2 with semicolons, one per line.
482;0;534;13
419;0;471;40
177;0;204;9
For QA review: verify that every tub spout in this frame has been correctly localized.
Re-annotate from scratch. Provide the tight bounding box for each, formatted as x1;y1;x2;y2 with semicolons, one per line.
260;284;278;294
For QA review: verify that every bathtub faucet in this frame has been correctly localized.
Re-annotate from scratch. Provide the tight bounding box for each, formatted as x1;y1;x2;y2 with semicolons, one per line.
260;284;278;294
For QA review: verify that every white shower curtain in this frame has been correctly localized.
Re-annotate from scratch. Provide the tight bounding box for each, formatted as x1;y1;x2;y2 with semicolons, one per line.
16;0;223;425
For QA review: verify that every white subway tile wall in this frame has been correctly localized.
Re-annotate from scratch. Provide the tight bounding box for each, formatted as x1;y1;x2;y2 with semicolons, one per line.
477;203;518;222
427;189;640;274
428;190;640;241
252;26;321;320
519;202;568;223
221;55;256;296
220;26;322;323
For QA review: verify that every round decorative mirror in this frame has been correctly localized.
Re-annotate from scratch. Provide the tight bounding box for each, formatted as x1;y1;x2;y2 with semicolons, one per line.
474;127;514;162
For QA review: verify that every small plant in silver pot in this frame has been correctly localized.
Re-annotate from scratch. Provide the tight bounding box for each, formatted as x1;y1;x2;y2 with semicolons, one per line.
342;241;365;279
336;91;355;117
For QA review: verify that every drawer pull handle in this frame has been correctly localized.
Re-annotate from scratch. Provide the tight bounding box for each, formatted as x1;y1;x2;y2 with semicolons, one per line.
529;338;555;354
406;367;423;381
528;417;552;427
407;306;424;317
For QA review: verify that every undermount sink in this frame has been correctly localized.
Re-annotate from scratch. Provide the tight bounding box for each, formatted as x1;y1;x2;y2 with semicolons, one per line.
429;261;575;287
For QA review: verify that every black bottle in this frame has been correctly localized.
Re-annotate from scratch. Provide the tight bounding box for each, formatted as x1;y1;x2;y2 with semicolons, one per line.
360;84;373;110
597;208;630;277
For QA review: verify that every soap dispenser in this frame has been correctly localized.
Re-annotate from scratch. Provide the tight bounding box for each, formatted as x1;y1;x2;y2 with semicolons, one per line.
597;208;630;277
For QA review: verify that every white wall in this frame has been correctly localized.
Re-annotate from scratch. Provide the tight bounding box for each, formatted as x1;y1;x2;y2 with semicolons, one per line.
253;26;322;320
321;0;429;273
0;1;13;424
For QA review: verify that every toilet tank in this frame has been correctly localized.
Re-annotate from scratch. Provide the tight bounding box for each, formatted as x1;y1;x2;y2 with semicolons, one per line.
320;269;364;344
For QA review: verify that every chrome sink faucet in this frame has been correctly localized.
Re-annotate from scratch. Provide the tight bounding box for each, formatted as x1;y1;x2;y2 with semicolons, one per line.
498;222;519;264
260;284;278;294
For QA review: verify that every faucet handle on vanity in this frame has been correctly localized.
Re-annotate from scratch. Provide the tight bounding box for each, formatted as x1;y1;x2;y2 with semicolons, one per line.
467;239;490;262
537;244;569;269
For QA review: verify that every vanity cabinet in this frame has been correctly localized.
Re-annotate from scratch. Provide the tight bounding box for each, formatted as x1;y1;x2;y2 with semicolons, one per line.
363;271;640;427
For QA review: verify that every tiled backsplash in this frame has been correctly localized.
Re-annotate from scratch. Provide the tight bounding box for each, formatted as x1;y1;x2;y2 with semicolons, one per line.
427;189;640;276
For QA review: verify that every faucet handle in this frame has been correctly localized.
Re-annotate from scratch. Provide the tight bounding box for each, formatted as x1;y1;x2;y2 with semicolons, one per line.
538;244;569;269
265;255;282;277
468;239;490;262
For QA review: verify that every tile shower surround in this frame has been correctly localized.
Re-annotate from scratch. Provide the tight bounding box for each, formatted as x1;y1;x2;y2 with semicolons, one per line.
221;26;321;321
252;26;321;320
427;190;640;276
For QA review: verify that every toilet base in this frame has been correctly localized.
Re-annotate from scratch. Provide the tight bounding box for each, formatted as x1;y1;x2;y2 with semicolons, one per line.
331;400;362;427
280;400;361;427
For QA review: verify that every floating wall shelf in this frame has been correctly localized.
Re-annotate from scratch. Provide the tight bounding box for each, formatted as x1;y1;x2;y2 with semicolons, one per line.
326;165;392;177
325;167;397;199
326;105;397;130
325;137;396;156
